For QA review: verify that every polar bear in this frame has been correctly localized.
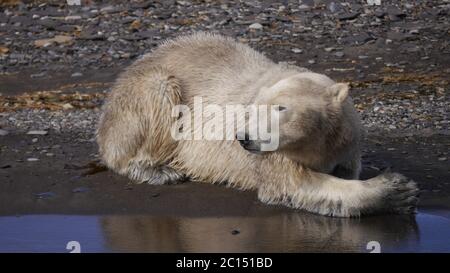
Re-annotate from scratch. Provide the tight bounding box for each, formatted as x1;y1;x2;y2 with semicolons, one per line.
97;32;418;217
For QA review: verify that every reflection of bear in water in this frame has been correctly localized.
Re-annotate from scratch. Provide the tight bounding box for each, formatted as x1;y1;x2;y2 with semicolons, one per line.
100;213;418;252
97;32;418;217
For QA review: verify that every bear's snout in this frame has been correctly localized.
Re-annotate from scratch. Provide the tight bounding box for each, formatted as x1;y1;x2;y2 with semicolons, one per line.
236;133;261;153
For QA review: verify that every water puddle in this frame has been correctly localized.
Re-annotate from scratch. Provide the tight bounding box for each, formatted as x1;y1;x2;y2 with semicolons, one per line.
0;210;449;252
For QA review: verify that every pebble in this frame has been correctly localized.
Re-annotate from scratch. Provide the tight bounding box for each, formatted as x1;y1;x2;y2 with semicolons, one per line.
34;191;55;199
248;23;263;30
291;48;303;54
62;103;74;110
337;12;360;21
231;230;240;235
72;186;90;193
27;130;48;135
0;129;9;136
71;72;83;77
27;158;39;162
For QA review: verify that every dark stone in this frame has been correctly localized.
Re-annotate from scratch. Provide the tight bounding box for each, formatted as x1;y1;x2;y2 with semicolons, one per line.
387;5;407;21
136;30;157;39
72;186;90;193
374;10;386;18
10;16;33;26
78;32;106;40
351;33;375;45
0;15;8;24
337;12;360;21
33;7;65;17
328;2;343;14
120;35;145;41
131;1;154;9
38;19;60;30
54;25;78;32
387;6;406;17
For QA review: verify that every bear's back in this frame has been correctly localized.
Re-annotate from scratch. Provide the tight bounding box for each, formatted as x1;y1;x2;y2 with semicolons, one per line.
131;33;277;105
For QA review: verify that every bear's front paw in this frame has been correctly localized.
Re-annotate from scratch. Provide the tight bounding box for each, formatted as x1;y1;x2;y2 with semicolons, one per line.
370;172;419;214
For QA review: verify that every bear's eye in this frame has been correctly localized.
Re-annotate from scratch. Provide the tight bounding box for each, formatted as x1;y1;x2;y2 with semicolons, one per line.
275;105;287;112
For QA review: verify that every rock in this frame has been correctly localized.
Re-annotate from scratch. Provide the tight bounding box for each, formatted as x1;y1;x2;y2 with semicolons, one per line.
136;30;156;39
438;157;447;161
67;0;81;6
100;6;121;14
32;138;38;143
34;191;55;199
38;19;59;30
387;6;406;21
62;103;74;110
72;186;90;193
131;1;154;9
334;51;345;58
328;2;343;13
129;19;141;30
30;72;46;78
248;23;263;30
324;47;335;52
352;33;375;45
298;4;310;11
27;130;48;135
231;230;240;235
34;35;73;47
54;25;78;32
27;158;39;162
374;10;386;18
65;15;82;21
71;72;83;77
0;129;9;136
79;31;106;40
0;46;9;55
367;0;381;6
291;48;303;54
337;12;360;21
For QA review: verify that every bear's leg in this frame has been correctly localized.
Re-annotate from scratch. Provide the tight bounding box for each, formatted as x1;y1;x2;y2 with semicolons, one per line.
97;66;185;184
257;164;418;217
127;158;187;185
332;156;361;180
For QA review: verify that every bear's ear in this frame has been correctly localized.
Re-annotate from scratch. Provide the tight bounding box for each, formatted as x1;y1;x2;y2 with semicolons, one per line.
327;83;349;104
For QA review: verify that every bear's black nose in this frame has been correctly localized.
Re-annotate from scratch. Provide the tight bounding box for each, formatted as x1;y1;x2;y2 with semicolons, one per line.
236;133;251;148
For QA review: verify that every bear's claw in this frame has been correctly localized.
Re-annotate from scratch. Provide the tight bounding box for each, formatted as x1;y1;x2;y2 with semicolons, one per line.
371;172;419;214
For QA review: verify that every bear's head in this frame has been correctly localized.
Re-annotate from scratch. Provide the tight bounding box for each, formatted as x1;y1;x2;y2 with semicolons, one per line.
236;72;350;159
